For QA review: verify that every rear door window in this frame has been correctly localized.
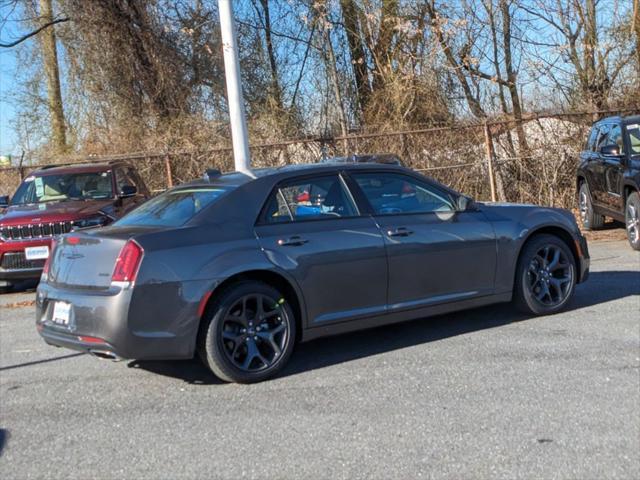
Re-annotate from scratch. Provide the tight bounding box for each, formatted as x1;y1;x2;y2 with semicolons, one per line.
262;175;357;223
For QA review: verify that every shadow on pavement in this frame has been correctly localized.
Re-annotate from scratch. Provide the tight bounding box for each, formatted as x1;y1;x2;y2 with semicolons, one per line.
127;270;640;384
127;359;224;385
0;279;38;294
0;429;8;457
0;352;85;372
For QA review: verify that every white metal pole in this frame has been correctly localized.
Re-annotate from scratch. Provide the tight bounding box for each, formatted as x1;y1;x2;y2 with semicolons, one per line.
218;0;251;174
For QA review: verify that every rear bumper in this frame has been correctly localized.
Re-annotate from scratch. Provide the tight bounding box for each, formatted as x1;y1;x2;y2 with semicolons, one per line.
36;279;210;360
36;281;136;358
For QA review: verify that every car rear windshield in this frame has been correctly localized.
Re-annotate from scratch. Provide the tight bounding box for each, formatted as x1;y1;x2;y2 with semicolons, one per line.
627;124;640;155
114;187;229;227
11;171;114;205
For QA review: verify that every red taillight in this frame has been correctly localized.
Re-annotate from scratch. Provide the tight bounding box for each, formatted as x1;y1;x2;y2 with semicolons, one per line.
78;335;105;344
42;238;57;276
67;236;81;245
111;240;144;283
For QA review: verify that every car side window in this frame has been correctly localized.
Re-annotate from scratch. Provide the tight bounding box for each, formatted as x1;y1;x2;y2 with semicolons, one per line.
351;172;456;215
628;124;640;155
262;174;357;223
115;167;139;193
586;127;600;151
605;124;624;154
595;124;610;151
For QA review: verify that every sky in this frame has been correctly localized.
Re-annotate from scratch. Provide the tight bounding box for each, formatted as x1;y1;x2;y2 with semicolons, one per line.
0;28;18;157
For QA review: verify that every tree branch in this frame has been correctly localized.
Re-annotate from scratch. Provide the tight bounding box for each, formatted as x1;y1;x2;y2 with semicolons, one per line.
0;17;69;48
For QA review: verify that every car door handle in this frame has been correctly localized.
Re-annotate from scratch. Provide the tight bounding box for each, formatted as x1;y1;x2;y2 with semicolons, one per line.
387;227;414;237
277;236;309;246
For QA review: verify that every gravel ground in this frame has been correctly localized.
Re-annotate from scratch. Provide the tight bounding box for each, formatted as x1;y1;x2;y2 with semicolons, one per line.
1;239;639;480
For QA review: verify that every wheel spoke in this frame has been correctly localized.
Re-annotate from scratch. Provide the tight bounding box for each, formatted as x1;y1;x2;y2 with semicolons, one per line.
222;330;242;342
535;283;550;301
257;331;282;356
548;248;561;270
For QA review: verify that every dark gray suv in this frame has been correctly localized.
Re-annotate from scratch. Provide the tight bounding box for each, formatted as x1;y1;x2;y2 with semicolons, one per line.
577;115;640;250
37;163;590;383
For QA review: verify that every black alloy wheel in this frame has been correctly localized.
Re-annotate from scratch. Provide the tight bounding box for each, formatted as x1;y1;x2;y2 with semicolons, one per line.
199;281;296;383
514;234;577;315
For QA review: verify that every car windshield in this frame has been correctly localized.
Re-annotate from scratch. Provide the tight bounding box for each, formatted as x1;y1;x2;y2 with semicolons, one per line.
627;124;640;155
114;187;229;227
11;171;114;205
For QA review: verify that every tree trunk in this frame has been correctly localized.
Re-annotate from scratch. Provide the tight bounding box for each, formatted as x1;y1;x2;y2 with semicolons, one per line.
499;0;529;155
425;1;485;118
39;0;66;152
634;0;640;79
339;0;370;116
371;0;398;92
258;0;283;111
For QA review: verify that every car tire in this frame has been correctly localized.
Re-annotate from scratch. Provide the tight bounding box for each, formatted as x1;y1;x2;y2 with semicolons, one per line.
198;281;297;383
578;182;604;230
513;234;577;315
625;191;640;251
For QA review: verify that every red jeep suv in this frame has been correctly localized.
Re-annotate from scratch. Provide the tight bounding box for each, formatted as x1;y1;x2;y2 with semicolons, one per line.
0;161;149;290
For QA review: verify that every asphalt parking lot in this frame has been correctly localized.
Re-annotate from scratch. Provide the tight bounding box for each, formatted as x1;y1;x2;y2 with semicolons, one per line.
1;239;639;479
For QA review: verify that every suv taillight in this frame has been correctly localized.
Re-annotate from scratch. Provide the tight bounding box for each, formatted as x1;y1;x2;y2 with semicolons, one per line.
42;238;57;278
111;240;144;283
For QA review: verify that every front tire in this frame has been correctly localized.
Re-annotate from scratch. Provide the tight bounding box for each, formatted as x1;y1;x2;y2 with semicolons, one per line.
513;234;577;315
625;191;640;251
578;182;604;230
198;281;296;383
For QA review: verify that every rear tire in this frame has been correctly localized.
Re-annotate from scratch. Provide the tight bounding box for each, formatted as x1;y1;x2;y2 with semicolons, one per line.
198;281;296;383
578;182;604;230
513;234;577;315
625;191;640;251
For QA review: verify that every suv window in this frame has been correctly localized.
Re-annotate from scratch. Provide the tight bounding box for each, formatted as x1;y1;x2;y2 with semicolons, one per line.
262;175;357;223
586;126;600;151
11;171;114;205
595;124;611;151
627;124;640;155
351;172;456;214
605;124;624;154
115;167;141;194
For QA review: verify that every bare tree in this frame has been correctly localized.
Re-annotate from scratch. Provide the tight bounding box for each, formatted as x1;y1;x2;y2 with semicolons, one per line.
38;0;67;152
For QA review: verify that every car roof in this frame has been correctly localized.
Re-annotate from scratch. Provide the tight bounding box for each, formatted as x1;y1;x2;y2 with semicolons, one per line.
595;115;640;126
30;162;126;177
180;162;405;190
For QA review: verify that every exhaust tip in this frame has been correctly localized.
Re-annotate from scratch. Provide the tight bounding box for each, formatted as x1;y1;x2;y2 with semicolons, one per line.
89;349;121;362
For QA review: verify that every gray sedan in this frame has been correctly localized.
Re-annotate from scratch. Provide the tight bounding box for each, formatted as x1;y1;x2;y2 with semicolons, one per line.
36;163;590;383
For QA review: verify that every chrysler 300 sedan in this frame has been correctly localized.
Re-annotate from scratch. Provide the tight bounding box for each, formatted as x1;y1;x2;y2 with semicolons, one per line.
36;163;590;383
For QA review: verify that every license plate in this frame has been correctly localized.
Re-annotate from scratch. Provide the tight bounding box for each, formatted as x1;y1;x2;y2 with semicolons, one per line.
25;245;49;260
52;302;71;326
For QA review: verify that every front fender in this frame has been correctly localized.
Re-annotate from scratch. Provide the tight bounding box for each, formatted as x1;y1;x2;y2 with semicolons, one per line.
480;205;583;293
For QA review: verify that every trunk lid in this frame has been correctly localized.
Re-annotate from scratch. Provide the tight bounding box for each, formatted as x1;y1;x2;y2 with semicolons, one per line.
48;226;157;288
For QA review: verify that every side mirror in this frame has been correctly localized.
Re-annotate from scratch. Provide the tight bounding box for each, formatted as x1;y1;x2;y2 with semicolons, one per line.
599;144;622;157
456;195;475;212
119;185;137;198
0;195;9;208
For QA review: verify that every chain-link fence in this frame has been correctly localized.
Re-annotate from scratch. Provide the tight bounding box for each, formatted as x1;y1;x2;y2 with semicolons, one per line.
1;108;637;209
